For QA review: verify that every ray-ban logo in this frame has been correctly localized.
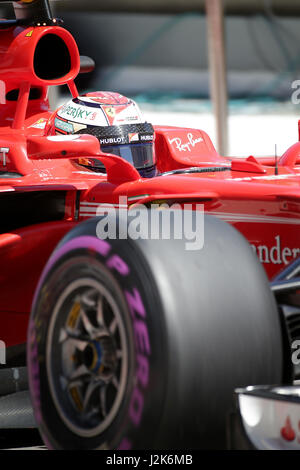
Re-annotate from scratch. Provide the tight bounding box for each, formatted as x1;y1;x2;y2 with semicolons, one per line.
168;133;203;152
0;340;6;365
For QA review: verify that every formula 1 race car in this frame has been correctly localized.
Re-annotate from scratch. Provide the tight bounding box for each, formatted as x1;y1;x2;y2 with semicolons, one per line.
0;0;299;450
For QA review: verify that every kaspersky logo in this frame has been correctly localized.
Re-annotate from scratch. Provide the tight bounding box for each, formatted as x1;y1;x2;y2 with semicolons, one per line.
251;235;300;265
59;105;97;121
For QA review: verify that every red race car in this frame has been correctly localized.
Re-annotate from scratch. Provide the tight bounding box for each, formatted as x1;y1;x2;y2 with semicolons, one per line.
0;0;299;450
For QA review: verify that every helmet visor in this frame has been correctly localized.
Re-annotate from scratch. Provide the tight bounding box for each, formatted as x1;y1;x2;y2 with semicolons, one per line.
101;143;155;170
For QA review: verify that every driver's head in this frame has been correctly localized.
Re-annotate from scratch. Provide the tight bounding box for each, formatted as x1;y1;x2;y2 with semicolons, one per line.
52;91;157;178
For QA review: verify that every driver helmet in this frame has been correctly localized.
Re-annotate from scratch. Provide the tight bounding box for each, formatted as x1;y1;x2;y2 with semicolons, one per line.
52;91;157;178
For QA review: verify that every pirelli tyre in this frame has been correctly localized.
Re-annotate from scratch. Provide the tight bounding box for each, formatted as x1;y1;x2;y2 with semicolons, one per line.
27;212;284;449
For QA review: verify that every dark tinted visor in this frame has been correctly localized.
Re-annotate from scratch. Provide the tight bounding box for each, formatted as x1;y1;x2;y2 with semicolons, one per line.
101;143;155;169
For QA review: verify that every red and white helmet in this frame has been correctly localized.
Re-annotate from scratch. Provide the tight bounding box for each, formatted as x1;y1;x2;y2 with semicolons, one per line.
51;91;156;178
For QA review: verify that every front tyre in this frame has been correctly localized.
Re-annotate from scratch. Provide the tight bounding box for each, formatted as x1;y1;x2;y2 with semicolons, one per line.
27;213;284;449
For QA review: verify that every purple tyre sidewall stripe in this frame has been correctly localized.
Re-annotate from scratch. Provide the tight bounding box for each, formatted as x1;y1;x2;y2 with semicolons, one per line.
27;236;112;449
31;236;111;311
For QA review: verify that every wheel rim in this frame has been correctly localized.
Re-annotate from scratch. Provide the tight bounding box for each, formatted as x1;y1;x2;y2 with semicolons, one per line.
46;278;129;438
